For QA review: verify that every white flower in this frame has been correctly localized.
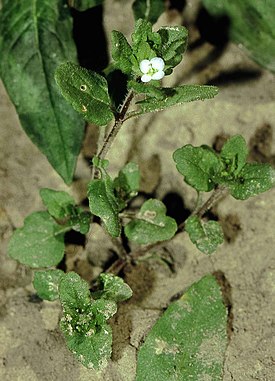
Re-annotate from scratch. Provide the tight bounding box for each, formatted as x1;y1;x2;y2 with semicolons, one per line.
139;57;165;83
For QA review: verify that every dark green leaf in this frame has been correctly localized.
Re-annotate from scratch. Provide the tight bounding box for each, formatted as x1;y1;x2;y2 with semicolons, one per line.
173;144;222;192
220;135;248;176
68;0;103;11
128;80;164;99
185;216;224;255
226;163;274;200
157;26;188;71
59;272;112;370
136;275;228;380
0;0;85;184
132;0;165;24
136;85;219;115
8;212;66;268
202;0;275;72
88;177;121;237
69;210;91;235
40;188;75;219
93;273;133;302
125;199;177;244
33;269;64;301
111;31;133;75
55;62;114;126
114;162;140;209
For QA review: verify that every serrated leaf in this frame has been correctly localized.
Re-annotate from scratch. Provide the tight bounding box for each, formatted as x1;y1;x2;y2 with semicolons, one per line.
220;135;248;176
55;62;114;126
68;0;103;11
0;0;85;184
111;31;133;75
136;275;228;381
173;144;222;192
136;85;219;115
132;0;165;24
8;212;66;268
114;162;140;209
157;26;188;70
202;0;275;73
40;188;75;219
226;163;274;200
33;269;64;301
93;273;133;302
125;199;177;244
88;177;121;237
59;272;112;370
185;216;224;255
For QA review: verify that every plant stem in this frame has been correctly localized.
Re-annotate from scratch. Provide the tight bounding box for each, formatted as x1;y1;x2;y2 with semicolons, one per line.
193;185;228;219
97;90;134;161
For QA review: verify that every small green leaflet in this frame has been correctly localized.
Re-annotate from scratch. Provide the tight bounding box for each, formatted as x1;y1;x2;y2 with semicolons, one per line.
220;135;248;176
92;273;133;302
135;85;219;115
40;188;75;219
33;269;64;301
173;144;222;192
111;31;133;75
59;272;114;370
132;0;165;24
114;162;140;210
8;211;67;268
125;199;177;244
226;163;274;200
88;177;121;237
185;216;224;255
55;62;114;126
136;275;228;380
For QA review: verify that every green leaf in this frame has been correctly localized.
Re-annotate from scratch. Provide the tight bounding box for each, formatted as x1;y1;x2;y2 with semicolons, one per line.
93;273;133;302
226;163;274;200
55;62;114;126
132;0;165;24
88;177;121;237
136;85;219;115
0;0;85;184
33;269;64;301
40;188;75;219
136;275;228;380
128;80;164;99
125;199;177;244
202;0;275;73
111;31;133;75
185;216;224;255
220;135;248;176
114;162;140;209
8;211;66;268
68;0;103;11
157;26;188;71
59;272;113;370
69;210;92;235
173;144;222;192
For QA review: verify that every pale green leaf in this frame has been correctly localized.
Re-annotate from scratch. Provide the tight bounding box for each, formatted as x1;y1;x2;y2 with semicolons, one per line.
185;216;224;255
226;163;274;200
125;199;177;244
8;212;66;268
40;188;75;219
0;0;85;184
93;273;133;302
55;62;114;126
136;275;228;380
88;177;121;237
111;31;133;75
33;269;64;301
136;85;219;115
132;0;165;24
173;144;222;192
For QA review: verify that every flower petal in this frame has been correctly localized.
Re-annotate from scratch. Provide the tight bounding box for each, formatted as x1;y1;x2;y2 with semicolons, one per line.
139;59;150;74
141;74;152;83
150;57;165;71
152;70;165;80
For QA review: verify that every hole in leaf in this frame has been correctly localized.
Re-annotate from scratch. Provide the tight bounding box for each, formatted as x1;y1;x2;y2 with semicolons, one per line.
80;84;87;91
